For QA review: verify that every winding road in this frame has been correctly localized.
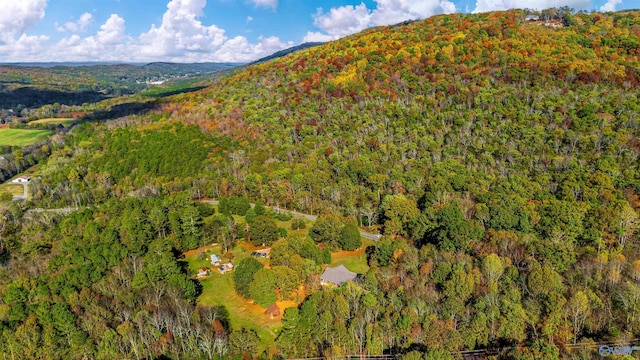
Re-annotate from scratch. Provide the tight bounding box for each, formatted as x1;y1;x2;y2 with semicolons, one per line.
201;199;382;241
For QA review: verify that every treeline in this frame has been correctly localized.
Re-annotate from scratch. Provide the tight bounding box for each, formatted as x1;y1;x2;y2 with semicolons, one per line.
0;139;56;184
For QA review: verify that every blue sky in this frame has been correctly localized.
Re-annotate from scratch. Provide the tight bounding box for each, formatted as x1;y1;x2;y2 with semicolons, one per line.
0;0;632;63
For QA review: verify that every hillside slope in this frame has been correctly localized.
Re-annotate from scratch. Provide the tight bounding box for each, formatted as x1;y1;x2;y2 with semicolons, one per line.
174;9;639;217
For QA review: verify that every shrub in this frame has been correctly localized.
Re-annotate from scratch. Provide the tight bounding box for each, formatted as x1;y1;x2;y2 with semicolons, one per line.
291;218;306;230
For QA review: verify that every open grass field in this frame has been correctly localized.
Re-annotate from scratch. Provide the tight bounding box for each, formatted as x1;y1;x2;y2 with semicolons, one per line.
0;128;52;146
0;184;24;197
29;118;75;126
329;238;373;274
182;242;286;354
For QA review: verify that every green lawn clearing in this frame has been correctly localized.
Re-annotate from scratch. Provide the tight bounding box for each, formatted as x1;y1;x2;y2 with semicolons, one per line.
329;238;373;274
0;184;24;197
0;128;51;146
182;243;285;354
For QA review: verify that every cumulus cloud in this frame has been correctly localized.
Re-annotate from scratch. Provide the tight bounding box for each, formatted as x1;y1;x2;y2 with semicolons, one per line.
55;12;93;32
0;33;49;59
0;0;47;40
250;0;278;10
304;0;456;42
313;3;372;37
95;14;127;45
600;0;623;12
134;0;291;62
138;0;228;58
303;31;339;42
473;0;590;13
213;35;290;62
371;0;457;26
0;0;292;62
48;14;131;61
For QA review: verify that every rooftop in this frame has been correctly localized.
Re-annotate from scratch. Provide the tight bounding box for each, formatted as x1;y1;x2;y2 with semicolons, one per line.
320;265;358;286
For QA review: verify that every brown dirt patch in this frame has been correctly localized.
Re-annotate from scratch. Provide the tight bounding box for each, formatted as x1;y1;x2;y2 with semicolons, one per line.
183;244;218;258
331;246;366;260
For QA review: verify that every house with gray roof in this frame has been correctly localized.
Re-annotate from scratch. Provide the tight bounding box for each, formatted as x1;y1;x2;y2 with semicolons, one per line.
320;265;358;286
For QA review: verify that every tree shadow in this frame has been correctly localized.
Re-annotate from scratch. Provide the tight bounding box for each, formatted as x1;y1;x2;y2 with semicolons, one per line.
84;101;162;122
0;86;113;109
141;85;208;98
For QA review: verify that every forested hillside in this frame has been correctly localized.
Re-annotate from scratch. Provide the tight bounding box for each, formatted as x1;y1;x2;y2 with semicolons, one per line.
1;8;640;359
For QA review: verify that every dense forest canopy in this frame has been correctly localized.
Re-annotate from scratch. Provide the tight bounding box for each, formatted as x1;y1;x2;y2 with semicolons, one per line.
0;8;640;359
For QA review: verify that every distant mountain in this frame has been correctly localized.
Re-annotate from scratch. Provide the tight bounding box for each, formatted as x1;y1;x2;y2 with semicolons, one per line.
3;61;240;69
3;62;143;67
0;62;240;108
250;42;324;65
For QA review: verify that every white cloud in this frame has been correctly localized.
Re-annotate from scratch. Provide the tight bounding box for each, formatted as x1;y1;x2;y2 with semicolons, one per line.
138;0;227;58
213;35;291;62
371;0;457;26
302;31;338;43
0;0;291;62
250;0;278;10
473;0;590;13
0;0;47;40
0;33;48;58
52;14;130;61
247;16;254;23
56;12;93;32
600;0;622;12
312;3;372;37
95;14;126;45
307;0;456;41
134;0;291;62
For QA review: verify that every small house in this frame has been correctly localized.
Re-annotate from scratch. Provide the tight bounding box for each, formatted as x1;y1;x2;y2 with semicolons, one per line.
264;303;281;318
11;176;31;184
210;254;221;266
218;263;234;274
320;265;358;287
197;267;211;278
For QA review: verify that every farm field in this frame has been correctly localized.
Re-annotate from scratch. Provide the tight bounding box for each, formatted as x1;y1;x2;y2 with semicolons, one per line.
0;128;51;146
28;117;75;126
